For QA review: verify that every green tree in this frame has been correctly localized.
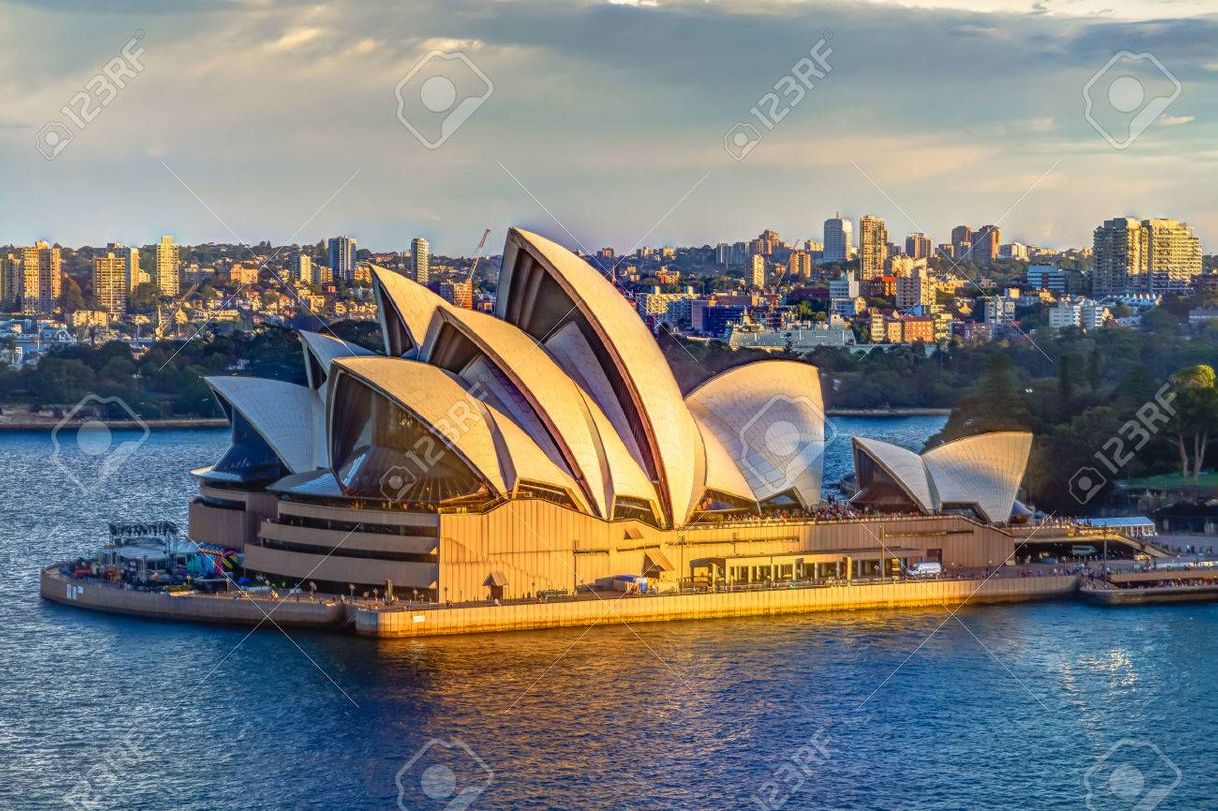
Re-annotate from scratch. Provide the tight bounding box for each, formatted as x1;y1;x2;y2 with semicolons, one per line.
1166;364;1218;480
61;275;86;313
129;282;161;313
30;358;95;404
928;352;1032;447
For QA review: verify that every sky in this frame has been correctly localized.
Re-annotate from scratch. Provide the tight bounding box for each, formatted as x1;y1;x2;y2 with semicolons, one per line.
3;0;1218;255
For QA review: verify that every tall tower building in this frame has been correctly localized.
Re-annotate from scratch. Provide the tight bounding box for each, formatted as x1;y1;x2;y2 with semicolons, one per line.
18;246;40;311
905;233;932;260
974;225;1001;266
788;250;812;279
823;214;852;264
93;251;129;315
751;229;780;257
293;252;314;285
105;243;142;293
20;242;62;314
1093;217;1202;295
1093;218;1147;296
895;267;936;310
328;236;357;283
858;215;889;280
155;235;180;296
0;252;19;308
1144;218;1202;290
411;237;430;285
950;225;974;263
750;254;766;289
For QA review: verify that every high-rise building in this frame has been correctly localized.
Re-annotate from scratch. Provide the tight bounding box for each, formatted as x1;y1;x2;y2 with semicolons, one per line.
98;243;141;293
905;233;932;260
858;215;888;280
328;236;357;283
823;214;852;264
293;253;314;284
440;279;473;309
715;243;731;267
895;267;936;310
155;235;180;296
788;250;812;279
0;252;19;308
18;246;40;310
751;229;781;257
1144;218;1203;289
123;245;140;292
974;225;1001;266
750;254;766;289
1093;217;1202;295
19;241;62;314
1093;218;1145;296
93;251;129;315
716;242;748;268
950;225;974;263
410;237;430;285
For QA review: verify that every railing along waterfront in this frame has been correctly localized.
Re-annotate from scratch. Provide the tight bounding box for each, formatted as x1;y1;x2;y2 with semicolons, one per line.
356;564;1067;613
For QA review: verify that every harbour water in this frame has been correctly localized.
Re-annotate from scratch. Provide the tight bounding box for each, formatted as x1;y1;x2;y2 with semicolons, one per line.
5;418;1217;809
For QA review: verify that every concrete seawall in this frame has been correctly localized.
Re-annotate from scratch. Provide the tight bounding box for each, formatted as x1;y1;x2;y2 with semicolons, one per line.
42;564;1078;638
355;575;1079;638
40;566;346;627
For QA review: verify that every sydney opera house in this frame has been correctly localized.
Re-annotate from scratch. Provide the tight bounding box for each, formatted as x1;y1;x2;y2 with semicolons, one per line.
188;228;1032;601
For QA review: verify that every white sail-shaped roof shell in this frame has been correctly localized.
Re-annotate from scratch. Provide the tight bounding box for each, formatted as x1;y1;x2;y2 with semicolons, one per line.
206;376;323;473
852;432;1033;523
686;361;825;507
329;356;589;511
371;265;447;356
691;411;761;505
923;432;1032;524
851;437;935;514
300;330;374;375
419;305;659;520
497;228;703;526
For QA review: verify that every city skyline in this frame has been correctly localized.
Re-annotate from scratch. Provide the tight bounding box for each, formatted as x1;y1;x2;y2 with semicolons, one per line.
4;0;1218;253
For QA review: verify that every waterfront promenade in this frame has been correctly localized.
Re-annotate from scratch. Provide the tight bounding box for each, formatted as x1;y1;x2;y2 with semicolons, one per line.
41;563;1079;638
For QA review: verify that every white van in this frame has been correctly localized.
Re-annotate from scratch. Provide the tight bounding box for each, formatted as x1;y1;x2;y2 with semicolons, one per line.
907;561;943;578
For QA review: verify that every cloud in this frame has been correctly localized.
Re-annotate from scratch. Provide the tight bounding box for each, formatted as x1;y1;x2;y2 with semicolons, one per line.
948;24;1010;39
1;0;1217;253
266;27;323;52
1157;115;1194;126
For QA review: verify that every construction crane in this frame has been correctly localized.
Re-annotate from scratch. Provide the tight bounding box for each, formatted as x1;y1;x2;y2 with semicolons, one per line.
465;228;493;284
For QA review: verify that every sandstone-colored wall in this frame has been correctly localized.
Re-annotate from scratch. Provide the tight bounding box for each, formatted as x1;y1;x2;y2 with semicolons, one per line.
436;501;1015;603
357;574;1078;638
